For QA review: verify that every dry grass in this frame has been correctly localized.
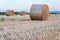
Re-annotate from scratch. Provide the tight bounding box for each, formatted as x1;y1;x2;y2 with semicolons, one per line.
0;14;60;40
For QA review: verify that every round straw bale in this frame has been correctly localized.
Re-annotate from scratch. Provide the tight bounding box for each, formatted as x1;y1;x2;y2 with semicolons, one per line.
30;4;49;21
6;10;15;16
21;11;26;16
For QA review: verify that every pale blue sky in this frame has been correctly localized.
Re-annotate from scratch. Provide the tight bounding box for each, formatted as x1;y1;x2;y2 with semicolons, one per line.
0;0;60;12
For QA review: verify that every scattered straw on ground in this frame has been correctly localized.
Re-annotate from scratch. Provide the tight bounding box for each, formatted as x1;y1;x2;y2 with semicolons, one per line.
0;14;60;40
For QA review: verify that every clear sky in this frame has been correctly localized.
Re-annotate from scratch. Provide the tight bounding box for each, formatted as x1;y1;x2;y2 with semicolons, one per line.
0;0;60;12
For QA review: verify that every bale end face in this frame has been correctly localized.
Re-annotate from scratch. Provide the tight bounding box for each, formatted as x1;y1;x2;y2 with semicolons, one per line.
30;4;49;21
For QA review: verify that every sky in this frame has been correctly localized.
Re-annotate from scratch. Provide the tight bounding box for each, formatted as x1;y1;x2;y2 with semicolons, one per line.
0;0;60;12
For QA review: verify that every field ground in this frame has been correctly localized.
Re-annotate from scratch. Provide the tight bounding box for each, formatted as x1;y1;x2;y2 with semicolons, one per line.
0;14;60;40
0;14;60;21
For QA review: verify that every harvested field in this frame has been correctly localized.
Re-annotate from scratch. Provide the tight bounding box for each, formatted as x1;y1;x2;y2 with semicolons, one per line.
0;14;60;40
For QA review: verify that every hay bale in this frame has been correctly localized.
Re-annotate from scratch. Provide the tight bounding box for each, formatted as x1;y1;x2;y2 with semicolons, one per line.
30;4;49;21
21;11;26;16
6;10;15;16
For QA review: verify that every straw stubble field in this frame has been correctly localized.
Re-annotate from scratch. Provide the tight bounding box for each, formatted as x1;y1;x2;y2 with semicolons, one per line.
0;14;60;40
